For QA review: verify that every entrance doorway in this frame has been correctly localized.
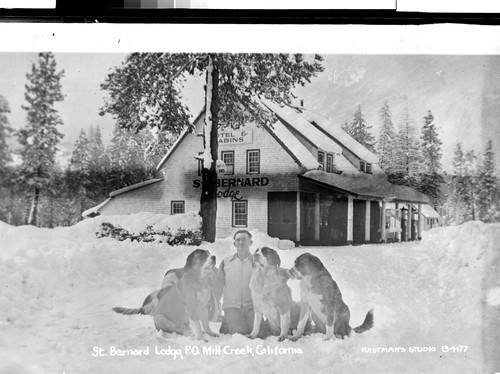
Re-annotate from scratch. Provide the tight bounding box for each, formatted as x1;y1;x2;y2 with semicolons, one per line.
268;192;297;241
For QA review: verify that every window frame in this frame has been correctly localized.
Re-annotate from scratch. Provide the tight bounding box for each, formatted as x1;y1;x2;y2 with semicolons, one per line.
326;153;333;173
366;163;372;174
360;160;366;173
246;149;260;174
318;151;325;171
221;150;235;175
232;200;248;228
171;200;185;215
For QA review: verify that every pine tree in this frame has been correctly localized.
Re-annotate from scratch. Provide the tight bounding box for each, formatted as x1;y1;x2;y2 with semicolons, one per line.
377;100;396;173
392;108;423;189
16;53;64;226
100;53;324;241
343;105;376;153
0;95;13;174
67;129;93;219
419;110;444;203
443;143;476;225
477;139;499;222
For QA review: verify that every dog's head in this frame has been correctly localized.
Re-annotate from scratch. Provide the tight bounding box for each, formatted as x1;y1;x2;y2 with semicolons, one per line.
184;248;217;279
289;253;324;279
253;246;281;270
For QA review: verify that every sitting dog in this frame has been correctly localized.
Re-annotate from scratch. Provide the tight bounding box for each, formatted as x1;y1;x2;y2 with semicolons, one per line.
113;249;220;341
249;246;300;341
289;252;374;341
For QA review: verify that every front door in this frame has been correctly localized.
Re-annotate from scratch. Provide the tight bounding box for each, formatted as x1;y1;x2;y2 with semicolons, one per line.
268;192;297;241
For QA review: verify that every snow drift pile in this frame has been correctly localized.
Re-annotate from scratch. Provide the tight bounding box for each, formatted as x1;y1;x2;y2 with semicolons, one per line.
0;214;498;374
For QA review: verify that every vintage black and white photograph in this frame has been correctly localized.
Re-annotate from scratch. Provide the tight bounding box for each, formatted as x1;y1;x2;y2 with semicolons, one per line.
0;24;499;374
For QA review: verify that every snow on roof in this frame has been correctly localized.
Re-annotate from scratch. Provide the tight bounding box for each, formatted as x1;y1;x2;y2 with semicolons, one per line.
300;108;379;164
302;170;431;204
417;203;440;218
261;99;343;154
82;198;112;218
262;120;319;170
109;178;164;198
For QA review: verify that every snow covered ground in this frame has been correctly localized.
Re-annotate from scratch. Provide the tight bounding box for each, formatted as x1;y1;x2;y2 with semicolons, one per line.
0;214;499;374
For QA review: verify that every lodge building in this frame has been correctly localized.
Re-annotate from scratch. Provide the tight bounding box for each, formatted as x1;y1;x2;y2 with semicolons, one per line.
85;101;437;245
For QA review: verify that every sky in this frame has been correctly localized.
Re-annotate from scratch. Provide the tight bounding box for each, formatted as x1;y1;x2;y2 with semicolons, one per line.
0;52;499;171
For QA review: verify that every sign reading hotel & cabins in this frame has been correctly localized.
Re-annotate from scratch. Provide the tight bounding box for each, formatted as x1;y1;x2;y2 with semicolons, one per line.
218;129;253;144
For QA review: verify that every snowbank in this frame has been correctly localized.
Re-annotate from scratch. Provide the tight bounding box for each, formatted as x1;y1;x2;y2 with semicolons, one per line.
0;219;498;374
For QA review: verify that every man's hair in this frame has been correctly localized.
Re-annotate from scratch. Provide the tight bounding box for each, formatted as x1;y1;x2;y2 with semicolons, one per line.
233;229;252;240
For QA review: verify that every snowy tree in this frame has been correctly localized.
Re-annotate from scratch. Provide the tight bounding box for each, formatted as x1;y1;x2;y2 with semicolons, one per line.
476;139;499;222
419;110;444;203
343;105;376;153
377;100;396;173
16;53;64;226
442;143;477;225
100;53;324;241
107;124;157;191
67;129;93;219
0;95;13;173
391;108;423;189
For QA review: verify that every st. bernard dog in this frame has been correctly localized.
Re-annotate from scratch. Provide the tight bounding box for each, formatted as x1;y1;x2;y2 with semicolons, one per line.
113;249;220;341
249;246;300;341
289;252;374;341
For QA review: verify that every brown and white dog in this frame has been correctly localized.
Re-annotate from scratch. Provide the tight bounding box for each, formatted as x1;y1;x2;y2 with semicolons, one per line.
289;252;374;341
113;249;220;341
249;246;299;341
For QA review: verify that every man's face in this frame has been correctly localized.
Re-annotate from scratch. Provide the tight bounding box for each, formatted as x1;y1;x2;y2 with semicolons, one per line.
234;233;252;253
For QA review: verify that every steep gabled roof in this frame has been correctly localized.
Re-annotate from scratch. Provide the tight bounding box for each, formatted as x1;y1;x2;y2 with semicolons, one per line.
261;120;319;170
261;99;343;154
155;110;204;173
299;108;379;164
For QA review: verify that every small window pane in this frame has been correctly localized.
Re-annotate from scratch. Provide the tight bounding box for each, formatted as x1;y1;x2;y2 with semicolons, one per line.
366;163;372;174
233;201;248;227
360;161;366;172
318;151;324;171
221;151;234;175
247;150;260;174
171;201;185;215
326;154;333;173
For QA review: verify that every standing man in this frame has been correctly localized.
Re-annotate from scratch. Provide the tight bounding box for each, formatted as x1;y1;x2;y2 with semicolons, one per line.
214;229;255;335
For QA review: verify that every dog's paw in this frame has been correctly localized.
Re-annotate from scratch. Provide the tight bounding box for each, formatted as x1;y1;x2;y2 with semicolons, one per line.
323;334;335;341
289;335;301;342
206;331;219;338
278;335;287;342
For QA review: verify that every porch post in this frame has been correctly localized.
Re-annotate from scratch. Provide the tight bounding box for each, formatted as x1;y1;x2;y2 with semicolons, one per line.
365;200;371;242
407;203;412;241
395;202;400;242
417;203;422;240
347;196;353;244
381;201;387;243
296;191;301;243
314;193;320;241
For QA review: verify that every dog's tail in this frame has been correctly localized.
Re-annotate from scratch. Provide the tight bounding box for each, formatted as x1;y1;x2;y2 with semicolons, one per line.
353;309;374;334
112;307;144;315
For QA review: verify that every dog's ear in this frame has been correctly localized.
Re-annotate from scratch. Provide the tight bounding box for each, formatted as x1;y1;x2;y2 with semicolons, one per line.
262;246;281;267
184;249;209;269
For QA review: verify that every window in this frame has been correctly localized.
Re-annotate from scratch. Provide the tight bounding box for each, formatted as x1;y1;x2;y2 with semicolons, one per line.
171;201;185;215
197;159;203;176
221;151;234;175
326;154;333;173
232;200;248;227
318;151;324;171
366;163;372;174
247;149;260;174
360;161;366;172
